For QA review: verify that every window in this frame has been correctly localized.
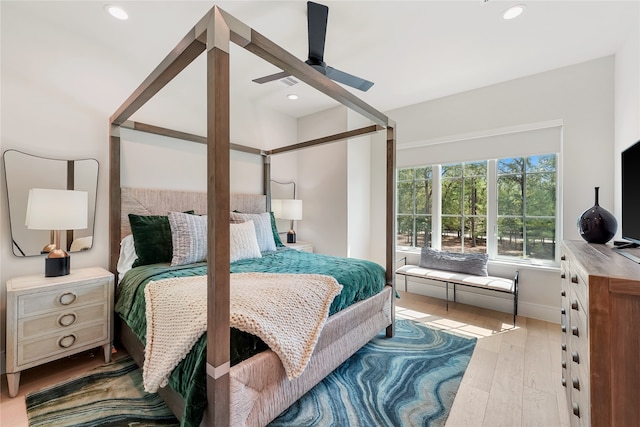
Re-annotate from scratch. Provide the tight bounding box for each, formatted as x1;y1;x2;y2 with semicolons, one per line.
497;155;557;260
441;162;487;253
397;167;432;248
397;153;558;263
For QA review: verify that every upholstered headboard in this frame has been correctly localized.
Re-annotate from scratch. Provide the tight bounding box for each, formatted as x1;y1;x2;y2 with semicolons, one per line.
120;187;266;240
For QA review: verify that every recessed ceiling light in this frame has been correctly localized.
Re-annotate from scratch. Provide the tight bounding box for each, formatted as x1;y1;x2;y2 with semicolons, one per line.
105;5;128;20
286;94;299;100
502;4;526;20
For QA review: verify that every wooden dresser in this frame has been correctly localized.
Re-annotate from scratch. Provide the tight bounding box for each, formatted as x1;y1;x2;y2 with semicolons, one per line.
560;240;640;427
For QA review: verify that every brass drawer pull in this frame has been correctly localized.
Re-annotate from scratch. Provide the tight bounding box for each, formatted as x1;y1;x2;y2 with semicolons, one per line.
571;326;579;337
562;360;567;369
561;377;566;387
572;403;580;418
561;255;566;261
561;343;566;351
561;324;567;333
57;334;77;349
572;351;580;364
572;377;580;390
561;273;566;279
571;275;579;284
57;313;77;327
571;300;579;311
59;292;77;305
561;290;566;297
561;308;566;315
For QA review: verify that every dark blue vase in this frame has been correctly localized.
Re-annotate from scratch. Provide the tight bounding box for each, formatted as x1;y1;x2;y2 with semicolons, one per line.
578;187;617;244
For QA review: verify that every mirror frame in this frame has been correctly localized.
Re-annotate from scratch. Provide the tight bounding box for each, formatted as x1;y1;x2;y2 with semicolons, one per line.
2;149;99;257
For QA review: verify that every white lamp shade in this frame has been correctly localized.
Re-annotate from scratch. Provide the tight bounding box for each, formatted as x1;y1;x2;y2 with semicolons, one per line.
278;199;303;221
25;188;88;230
271;199;283;218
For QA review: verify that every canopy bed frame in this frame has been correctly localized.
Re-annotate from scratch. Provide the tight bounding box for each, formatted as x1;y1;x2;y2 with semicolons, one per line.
109;5;396;426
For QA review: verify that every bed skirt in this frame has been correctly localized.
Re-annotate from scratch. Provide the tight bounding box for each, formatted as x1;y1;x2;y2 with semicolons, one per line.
118;285;393;427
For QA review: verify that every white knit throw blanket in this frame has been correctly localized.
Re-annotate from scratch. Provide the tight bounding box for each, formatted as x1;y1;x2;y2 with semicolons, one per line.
143;272;342;392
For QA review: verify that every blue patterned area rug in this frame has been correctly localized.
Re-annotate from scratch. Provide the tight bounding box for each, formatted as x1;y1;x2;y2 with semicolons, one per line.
25;356;178;427
269;319;477;427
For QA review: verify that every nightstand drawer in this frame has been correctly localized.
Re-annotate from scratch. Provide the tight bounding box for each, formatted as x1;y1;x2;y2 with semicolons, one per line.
18;303;108;341
17;279;109;318
17;322;108;366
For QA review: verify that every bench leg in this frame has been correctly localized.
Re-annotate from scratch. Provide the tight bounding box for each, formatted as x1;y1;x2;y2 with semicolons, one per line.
513;271;519;326
404;275;408;292
445;282;449;311
453;283;457;302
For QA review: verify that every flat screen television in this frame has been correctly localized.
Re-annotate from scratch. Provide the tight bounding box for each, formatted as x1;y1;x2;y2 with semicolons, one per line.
616;139;640;263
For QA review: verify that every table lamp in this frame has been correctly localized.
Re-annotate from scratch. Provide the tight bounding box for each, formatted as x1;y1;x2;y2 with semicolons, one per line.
273;199;302;243
25;188;88;277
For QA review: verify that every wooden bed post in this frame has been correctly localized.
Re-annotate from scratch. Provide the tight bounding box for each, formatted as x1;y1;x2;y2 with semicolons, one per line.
264;155;271;211
386;124;397;338
206;7;231;426
109;126;121;279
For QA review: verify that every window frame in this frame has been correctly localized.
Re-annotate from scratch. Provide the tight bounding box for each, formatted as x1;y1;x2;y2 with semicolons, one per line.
397;153;561;267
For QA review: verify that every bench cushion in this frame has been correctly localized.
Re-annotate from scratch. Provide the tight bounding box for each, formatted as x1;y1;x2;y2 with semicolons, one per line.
396;265;515;293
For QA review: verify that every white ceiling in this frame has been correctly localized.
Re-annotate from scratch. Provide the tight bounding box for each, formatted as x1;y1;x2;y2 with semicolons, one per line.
4;1;638;131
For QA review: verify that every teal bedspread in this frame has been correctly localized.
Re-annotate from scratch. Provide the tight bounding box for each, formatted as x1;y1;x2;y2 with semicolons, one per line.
114;248;386;427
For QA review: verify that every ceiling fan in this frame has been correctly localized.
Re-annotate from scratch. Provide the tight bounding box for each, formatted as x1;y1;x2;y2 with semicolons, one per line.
252;1;374;92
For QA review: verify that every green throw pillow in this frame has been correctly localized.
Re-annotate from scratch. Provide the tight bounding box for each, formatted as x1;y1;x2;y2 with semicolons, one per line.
129;211;194;267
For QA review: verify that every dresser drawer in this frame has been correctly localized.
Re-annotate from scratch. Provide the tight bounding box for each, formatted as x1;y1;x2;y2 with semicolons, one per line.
17;322;108;366
567;266;588;309
17;278;109;318
569;370;591;427
18;303;108;341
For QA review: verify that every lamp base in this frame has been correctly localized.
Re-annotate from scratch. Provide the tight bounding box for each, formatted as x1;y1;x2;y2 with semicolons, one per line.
287;230;297;244
45;256;70;277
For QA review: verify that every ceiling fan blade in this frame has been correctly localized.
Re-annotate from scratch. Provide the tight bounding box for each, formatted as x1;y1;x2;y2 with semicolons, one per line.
307;1;328;62
325;66;374;92
252;70;292;84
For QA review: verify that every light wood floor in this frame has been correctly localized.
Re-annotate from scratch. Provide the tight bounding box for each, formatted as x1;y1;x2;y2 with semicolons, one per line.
1;291;567;427
395;291;569;427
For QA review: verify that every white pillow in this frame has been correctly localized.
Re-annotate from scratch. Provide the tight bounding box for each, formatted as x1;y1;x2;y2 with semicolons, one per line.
229;211;276;252
169;211;207;266
117;234;138;282
230;220;262;263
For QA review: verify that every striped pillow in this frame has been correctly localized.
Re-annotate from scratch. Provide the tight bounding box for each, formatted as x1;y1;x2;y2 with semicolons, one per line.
168;211;207;266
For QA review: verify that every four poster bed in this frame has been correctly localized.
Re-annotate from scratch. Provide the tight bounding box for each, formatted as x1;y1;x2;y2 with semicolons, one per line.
108;5;396;427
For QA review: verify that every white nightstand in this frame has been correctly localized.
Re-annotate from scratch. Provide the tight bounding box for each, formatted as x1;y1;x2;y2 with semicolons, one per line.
5;267;114;397
284;240;313;253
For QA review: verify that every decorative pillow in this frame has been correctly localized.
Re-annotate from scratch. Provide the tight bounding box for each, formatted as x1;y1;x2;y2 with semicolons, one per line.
229;211;276;252
169;211;208;266
270;212;285;248
230;220;262;262
419;247;489;277
129;211;194;267
116;234;138;282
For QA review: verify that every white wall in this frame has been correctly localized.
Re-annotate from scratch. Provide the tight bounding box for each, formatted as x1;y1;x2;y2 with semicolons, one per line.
120;129;266;194
296;106;380;259
374;57;617;323
297;107;348;256
614;22;640;230
347;110;373;260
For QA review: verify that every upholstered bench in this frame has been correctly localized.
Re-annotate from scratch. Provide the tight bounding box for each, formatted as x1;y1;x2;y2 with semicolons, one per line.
396;248;519;324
